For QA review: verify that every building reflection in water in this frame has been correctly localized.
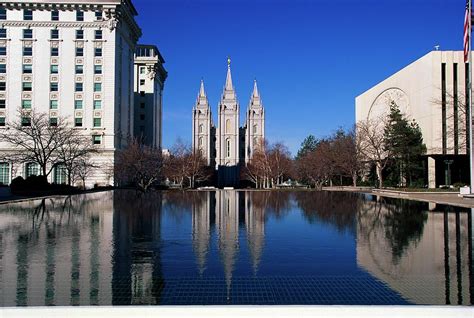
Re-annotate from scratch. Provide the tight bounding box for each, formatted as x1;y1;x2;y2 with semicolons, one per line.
0;193;114;306
356;196;473;305
112;190;163;305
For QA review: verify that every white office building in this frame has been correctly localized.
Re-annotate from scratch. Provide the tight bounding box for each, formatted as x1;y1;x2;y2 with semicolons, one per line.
356;51;471;188
133;44;167;148
0;1;164;187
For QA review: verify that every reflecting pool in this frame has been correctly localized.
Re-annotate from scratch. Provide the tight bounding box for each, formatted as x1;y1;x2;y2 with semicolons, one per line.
0;190;472;305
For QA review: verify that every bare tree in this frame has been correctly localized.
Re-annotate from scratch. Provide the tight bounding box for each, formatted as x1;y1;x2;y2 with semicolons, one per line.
332;127;364;187
267;142;293;186
0;109;71;176
295;139;333;190
115;138;163;192
356;115;390;188
56;129;98;186
72;158;98;189
185;149;212;188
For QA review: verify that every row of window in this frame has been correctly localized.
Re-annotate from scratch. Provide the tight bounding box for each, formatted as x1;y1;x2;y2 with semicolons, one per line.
12;99;103;110
0;114;103;129
0;157;103;185
0;8;103;22
0;28;103;40
0;81;103;92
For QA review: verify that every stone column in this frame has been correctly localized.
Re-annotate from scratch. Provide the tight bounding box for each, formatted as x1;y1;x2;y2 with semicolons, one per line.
428;156;436;189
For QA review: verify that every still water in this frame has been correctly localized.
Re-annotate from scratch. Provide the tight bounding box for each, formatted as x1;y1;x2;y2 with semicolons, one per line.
0;190;472;306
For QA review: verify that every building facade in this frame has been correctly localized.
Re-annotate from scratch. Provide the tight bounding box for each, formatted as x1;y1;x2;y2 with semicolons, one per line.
355;51;471;188
0;1;164;187
133;44;167;148
192;60;265;186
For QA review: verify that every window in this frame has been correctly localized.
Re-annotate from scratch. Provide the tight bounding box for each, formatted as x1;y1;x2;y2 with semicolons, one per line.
50;65;58;74
94;83;101;92
199;137;203;147
75;117;82;127
0;100;5;108
0;28;6;38
76;29;84;40
94;29;102;40
50;100;58;109
140;103;145;109
21;116;31;127
76;47;83;57
51;47;59;56
140;91;145;97
0;163;10;185
94;48;102;57
140;67;146;74
23;29;32;39
225;119;231;133
94;65;102;74
0;64;5;73
51;29;59;39
76;10;84;22
226;139;231;158
50;82;58;92
51;10;59;21
53;163;66;184
95;11;103;21
92;135;102;145
26;163;39;177
22;82;32;91
140;114;145;120
49;117;57;126
74;100;83;109
0;47;6;56
140;79;145;86
22;100;31;109
23;9;33;21
75;82;83;92
75;64;83;74
253;124;257;134
199;124;203;133
93;100;101;109
0;82;5;91
93;118;101;127
23;47;32;56
0;8;6;20
0;117;4;127
23;64;32;74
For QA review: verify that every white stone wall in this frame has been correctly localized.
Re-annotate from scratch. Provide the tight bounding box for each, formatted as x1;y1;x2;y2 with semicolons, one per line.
355;51;470;156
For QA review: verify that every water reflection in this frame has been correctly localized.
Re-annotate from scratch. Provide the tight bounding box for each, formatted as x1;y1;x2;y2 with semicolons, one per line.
356;196;472;305
0;190;472;305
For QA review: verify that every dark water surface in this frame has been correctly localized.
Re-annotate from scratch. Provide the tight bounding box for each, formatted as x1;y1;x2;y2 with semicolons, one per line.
0;190;472;306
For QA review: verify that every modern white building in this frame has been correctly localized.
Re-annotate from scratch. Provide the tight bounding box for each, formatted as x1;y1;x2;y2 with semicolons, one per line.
133;44;167;148
192;60;265;187
356;51;470;188
0;1;165;187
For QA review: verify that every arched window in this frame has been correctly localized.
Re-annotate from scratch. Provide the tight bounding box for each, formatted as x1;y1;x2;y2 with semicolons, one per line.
225;119;231;133
199;124;203;134
226;138;231;158
253;124;258;134
0;162;10;185
253;137;258;147
53;163;67;184
199;137;203;147
26;162;39;177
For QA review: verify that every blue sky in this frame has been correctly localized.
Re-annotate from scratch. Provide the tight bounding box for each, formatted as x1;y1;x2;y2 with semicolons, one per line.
133;0;462;155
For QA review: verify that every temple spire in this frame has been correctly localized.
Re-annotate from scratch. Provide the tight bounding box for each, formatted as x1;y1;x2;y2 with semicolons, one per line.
199;79;206;97
225;57;233;91
252;79;259;98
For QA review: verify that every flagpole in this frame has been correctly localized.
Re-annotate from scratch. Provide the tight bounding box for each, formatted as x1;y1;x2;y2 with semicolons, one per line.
470;0;474;194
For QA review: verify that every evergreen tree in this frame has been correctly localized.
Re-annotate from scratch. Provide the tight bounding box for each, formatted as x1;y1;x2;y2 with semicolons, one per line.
296;135;318;160
383;102;426;187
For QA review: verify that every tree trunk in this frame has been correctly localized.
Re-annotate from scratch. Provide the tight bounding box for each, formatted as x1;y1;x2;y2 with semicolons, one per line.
352;172;357;187
376;161;383;188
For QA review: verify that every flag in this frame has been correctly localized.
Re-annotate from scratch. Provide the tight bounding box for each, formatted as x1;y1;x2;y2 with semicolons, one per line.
465;0;472;62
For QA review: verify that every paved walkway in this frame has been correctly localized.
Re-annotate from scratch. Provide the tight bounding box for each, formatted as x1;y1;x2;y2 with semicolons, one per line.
323;187;474;209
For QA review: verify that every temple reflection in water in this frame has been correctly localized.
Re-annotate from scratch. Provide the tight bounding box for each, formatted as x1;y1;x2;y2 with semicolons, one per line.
0;190;472;305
